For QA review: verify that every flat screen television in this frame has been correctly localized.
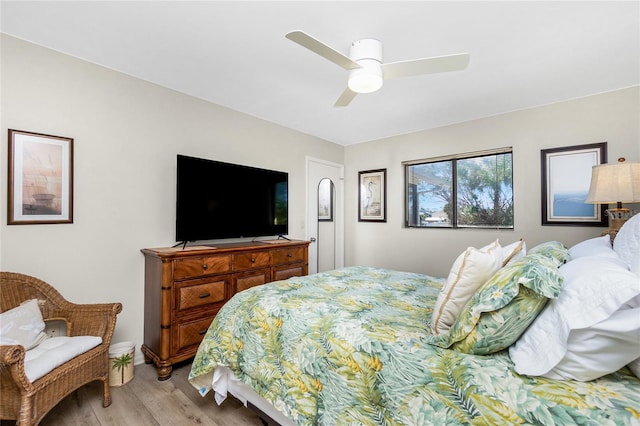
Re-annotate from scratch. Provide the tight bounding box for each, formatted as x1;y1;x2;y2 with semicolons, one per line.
176;155;288;242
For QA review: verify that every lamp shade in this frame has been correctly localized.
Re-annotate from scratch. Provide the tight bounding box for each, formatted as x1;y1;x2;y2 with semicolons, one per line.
585;162;640;204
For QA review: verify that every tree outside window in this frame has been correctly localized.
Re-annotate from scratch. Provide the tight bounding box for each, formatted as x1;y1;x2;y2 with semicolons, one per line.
405;150;513;229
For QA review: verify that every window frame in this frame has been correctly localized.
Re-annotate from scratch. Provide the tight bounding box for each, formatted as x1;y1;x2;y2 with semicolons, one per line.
403;147;513;229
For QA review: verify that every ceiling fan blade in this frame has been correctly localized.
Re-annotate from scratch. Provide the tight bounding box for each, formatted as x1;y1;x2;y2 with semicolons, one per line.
286;30;361;71
382;53;470;80
334;87;358;107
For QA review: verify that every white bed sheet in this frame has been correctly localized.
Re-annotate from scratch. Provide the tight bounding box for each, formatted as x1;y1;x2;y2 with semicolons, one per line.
213;366;295;426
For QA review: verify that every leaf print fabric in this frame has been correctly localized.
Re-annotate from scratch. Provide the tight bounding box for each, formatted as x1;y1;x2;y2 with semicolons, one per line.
189;266;640;425
428;252;565;354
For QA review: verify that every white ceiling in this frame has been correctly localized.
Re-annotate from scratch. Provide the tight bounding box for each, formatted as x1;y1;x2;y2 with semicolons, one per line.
1;1;638;146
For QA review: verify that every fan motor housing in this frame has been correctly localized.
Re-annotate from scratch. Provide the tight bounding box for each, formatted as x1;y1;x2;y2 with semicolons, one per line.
348;39;384;93
350;38;383;63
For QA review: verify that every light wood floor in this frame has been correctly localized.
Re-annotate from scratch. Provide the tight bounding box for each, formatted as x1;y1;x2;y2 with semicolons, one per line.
4;362;264;426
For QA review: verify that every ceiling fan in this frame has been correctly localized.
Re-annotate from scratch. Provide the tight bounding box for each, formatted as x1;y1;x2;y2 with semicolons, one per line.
285;30;470;107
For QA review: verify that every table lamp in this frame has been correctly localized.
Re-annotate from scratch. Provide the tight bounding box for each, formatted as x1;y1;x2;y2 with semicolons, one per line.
585;157;640;240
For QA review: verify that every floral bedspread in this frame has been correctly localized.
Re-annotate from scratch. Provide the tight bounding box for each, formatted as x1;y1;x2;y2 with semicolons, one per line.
189;266;640;425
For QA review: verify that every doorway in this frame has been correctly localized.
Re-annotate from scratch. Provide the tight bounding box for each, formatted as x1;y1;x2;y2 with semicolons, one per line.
306;157;344;274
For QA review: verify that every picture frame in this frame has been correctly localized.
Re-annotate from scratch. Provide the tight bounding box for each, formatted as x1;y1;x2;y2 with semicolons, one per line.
8;129;74;225
358;169;386;222
318;178;333;222
541;142;607;226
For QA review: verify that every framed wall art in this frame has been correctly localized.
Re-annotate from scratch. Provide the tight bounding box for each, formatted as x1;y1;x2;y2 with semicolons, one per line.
541;142;607;226
358;169;386;222
8;129;74;225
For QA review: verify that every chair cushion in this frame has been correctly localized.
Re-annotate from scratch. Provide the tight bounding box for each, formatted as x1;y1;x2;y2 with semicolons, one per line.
24;336;102;382
0;299;48;350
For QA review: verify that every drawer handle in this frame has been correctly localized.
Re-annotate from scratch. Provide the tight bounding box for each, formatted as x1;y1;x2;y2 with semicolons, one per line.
288;253;293;258
199;292;211;299
251;258;256;263
199;329;207;335
202;264;208;270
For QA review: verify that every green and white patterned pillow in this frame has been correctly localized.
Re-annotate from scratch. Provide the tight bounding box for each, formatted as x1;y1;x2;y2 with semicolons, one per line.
428;252;565;355
527;240;571;265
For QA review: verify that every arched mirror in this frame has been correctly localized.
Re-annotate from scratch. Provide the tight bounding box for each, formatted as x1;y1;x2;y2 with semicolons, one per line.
317;178;336;272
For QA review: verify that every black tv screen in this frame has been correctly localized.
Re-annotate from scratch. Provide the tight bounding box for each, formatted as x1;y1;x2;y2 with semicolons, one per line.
176;155;288;242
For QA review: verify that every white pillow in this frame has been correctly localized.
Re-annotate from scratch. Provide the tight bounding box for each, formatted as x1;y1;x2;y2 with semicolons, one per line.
431;240;502;335
628;358;640;378
509;255;640;380
569;235;617;259
543;305;640;381
501;239;526;266
613;213;640;275
0;299;49;350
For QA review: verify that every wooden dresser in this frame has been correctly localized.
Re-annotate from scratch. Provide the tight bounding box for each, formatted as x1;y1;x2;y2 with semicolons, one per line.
140;239;309;380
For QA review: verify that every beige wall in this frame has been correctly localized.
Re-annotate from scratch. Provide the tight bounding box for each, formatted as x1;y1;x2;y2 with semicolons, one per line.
0;35;343;359
2;34;639;362
344;87;640;277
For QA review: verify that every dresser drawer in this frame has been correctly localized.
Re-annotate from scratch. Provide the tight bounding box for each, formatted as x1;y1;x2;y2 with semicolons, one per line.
273;265;304;281
174;255;231;280
235;269;270;293
175;315;216;352
176;278;226;312
233;250;270;270
272;247;306;264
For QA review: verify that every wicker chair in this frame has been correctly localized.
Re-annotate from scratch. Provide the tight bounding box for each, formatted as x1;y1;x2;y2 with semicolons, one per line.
0;272;122;425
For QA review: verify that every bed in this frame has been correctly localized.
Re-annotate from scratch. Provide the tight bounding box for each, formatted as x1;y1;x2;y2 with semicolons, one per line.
189;216;640;425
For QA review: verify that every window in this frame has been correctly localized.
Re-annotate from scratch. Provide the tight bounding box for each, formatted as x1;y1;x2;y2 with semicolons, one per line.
405;148;513;229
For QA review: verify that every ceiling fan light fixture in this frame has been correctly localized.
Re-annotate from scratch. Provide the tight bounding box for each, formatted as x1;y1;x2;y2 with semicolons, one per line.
286;31;469;107
348;60;383;94
347;39;384;94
